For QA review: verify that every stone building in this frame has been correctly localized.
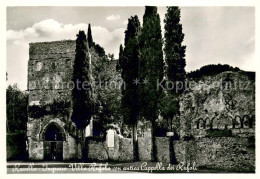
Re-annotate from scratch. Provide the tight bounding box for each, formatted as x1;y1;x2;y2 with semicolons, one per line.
27;39;119;161
27;40;85;160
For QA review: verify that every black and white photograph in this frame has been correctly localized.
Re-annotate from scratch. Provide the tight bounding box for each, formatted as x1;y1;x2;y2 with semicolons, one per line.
2;1;258;176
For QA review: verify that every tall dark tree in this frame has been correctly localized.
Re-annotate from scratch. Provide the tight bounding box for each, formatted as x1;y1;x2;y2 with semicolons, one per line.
116;45;123;71
163;6;186;164
87;23;94;48
120;15;140;161
164;6;186;94
71;30;92;160
139;6;164;161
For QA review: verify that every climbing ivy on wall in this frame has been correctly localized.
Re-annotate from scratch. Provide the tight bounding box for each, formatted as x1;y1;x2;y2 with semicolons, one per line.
28;100;71;118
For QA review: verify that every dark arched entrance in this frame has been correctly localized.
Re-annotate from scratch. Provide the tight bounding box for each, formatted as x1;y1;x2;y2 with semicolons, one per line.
43;123;64;161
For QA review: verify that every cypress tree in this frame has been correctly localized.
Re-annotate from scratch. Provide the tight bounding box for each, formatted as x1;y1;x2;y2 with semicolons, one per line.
71;30;92;160
139;6;164;161
116;44;124;72
87;23;94;48
163;6;186;164
164;6;186;94
120;15;140;161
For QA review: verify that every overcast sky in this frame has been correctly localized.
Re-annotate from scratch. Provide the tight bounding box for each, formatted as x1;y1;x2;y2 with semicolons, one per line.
6;6;255;90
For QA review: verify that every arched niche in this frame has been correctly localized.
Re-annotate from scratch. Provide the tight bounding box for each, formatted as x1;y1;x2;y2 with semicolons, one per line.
205;117;212;129
233;116;242;129
243;115;250;129
40;122;66;141
41;122;66;161
249;115;255;128
226;116;233;129
212;117;218;129
196;118;205;129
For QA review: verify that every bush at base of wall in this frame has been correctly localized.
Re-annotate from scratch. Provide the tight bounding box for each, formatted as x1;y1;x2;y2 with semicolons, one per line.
7;131;28;160
206;129;232;137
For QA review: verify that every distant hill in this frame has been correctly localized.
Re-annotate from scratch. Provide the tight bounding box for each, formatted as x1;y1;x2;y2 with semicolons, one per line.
187;64;241;80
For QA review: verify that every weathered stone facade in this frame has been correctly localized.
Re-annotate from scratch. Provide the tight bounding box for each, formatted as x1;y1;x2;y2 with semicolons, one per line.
86;134;170;163
173;137;255;172
27;39;120;161
87;132;133;162
27;40;81;160
175;71;255;172
179;71;255;138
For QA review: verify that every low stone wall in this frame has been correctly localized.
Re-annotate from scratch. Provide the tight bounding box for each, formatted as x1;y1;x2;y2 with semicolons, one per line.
87;134;133;162
87;135;170;163
86;139;108;161
87;134;254;172
156;137;170;163
138;137;151;161
173;137;255;172
63;135;78;160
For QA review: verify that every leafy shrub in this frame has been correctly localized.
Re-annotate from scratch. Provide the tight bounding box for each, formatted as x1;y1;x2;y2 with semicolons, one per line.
206;129;232;137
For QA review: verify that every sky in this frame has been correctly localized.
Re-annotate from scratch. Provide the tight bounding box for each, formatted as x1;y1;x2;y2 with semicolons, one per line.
6;6;255;91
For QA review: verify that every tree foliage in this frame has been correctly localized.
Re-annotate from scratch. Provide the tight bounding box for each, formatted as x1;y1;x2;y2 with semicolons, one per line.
87;23;94;48
89;37;122;136
120;15;141;161
188;64;240;80
71;30;92;130
164;6;186;94
120;15;140;126
139;6;164;121
116;45;124;72
159;7;186;140
159;93;179;125
6;84;28;133
28;100;71;119
139;6;164;161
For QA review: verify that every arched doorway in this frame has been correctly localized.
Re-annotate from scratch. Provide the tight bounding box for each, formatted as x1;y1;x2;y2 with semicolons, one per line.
43;123;64;161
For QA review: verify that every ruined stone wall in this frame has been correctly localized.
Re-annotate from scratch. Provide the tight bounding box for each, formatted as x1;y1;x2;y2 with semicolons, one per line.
138;137;152;161
27;40;119;161
27;40;79;160
87;134;170;163
156;137;170;163
179;71;255;138
87;133;133;162
173;137;255;172
174;71;255;172
28;40;76;106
